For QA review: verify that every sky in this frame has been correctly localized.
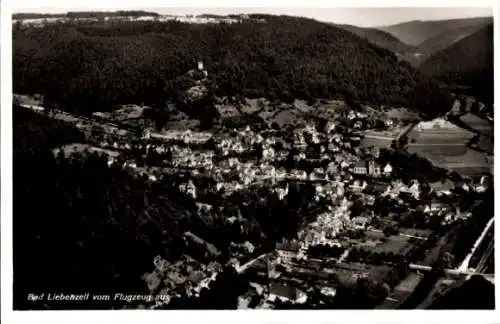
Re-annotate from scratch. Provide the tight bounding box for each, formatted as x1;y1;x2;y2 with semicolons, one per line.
11;6;494;27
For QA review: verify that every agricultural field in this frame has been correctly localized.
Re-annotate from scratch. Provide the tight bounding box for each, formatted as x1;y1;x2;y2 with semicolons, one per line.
407;121;475;144
406;114;493;177
360;128;400;149
407;145;468;157
359;136;393;149
409;146;492;176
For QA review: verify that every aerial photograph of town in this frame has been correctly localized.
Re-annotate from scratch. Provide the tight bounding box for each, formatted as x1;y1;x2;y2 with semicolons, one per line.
6;5;495;312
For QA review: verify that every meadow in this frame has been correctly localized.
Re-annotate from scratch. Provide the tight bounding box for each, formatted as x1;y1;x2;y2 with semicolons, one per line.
405;114;493;177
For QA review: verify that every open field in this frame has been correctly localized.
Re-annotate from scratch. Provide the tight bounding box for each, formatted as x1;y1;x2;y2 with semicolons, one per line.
407;127;474;144
359;136;393;149
407;145;468;157
358;231;414;255
408;132;474;144
407;144;492;177
360;128;401;148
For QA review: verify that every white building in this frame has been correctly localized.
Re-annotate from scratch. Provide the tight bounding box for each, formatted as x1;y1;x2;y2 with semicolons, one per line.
383;163;393;176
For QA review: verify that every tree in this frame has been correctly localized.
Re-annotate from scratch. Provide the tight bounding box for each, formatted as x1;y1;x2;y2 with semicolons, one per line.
434;251;455;270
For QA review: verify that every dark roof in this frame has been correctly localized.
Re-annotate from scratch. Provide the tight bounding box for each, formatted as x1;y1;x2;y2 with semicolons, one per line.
354;161;367;168
269;282;298;300
364;182;389;193
188;271;204;284
276;239;300;252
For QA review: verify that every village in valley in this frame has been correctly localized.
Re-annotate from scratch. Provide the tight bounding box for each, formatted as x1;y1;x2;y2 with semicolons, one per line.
14;58;494;309
11;7;495;311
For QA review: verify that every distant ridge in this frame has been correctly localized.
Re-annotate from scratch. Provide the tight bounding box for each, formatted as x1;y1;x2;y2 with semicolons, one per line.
337;24;415;54
418;24;493;105
376;16;493;46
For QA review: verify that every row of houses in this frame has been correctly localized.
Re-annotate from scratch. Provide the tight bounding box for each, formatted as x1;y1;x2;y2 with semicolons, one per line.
352;160;393;177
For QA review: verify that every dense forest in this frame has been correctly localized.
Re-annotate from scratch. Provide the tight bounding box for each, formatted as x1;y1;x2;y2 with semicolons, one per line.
13;15;451;118
418;24;493;106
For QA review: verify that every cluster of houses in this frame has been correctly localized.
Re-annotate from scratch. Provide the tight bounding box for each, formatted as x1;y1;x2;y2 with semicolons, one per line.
144;253;223;309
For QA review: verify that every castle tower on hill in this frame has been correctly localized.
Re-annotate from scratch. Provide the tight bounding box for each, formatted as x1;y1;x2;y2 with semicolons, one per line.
196;60;208;79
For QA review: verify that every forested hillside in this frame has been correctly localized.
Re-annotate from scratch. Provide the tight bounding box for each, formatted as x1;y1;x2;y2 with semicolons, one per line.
13;14;451;118
337;24;415;54
416;24;490;56
418;24;493;105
